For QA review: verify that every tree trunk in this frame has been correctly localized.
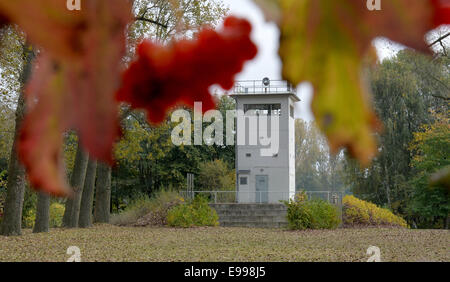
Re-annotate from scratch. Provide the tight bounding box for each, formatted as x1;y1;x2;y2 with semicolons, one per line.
62;194;73;227
383;163;392;208
62;143;89;228
94;162;111;223
33;192;50;233
0;44;35;236
78;158;97;228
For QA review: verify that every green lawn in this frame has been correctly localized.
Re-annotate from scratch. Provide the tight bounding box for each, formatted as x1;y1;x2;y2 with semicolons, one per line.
0;225;448;262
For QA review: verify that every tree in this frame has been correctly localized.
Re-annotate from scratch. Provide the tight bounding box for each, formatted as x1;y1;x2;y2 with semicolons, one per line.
0;42;34;236
344;48;449;219
78;157;97;228
197;159;235;191
0;1;446;230
130;0;228;43
94;162;111;223
0;104;15;169
107;0;230;211
408;111;450;228
295;119;345;191
32;192;50;233
62;143;89;228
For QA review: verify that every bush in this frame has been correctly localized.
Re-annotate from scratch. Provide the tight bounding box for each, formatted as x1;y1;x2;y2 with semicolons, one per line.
22;187;37;226
283;191;341;230
111;189;184;226
343;195;408;228
167;196;219;228
49;203;65;227
22;202;65;229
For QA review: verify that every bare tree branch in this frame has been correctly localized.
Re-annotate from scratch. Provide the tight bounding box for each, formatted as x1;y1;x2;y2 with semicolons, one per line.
135;16;168;29
428;32;450;47
431;94;450;101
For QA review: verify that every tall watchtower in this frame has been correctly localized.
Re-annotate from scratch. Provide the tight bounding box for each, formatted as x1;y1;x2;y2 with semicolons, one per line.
231;78;299;203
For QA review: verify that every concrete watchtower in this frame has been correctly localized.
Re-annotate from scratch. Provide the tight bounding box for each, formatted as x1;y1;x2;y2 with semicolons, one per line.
231;78;299;203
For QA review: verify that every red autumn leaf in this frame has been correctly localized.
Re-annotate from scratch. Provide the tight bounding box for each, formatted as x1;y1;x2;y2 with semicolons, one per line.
17;1;132;196
71;0;130;163
0;12;8;27
431;0;450;26
18;55;73;197
116;16;258;124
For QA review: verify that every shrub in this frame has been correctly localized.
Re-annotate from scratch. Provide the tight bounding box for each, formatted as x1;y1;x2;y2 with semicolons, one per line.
22;188;37;226
307;200;341;229
111;189;184;226
49;203;65;227
22;202;66;229
285;200;313;230
167;196;219;228
342;195;408;228
283;191;341;230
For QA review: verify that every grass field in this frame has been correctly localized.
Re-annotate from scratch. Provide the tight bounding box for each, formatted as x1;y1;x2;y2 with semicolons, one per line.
0;225;448;262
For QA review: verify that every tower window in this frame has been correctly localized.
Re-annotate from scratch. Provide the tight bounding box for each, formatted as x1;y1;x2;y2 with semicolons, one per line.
240;177;248;185
244;104;281;116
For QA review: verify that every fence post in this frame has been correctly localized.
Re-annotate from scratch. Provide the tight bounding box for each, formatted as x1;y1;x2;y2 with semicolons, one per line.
214;191;217;204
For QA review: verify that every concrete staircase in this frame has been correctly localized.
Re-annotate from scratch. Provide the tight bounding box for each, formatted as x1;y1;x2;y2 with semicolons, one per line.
210;203;288;228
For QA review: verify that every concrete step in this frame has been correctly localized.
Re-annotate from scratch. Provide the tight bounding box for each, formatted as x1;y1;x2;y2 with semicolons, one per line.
220;221;288;228
211;203;287;211
219;215;287;223
215;209;287;217
210;203;288;228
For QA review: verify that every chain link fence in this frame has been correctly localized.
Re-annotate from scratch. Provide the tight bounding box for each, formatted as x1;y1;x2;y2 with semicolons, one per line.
180;190;344;206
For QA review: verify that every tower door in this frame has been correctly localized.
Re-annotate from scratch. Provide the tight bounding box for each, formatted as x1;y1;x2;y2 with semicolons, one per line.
255;175;268;203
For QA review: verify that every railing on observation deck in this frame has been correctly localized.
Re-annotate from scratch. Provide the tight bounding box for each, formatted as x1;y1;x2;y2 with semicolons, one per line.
231;80;296;95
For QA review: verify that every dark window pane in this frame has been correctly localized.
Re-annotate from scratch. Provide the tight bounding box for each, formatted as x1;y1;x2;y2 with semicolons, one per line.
244;104;281;116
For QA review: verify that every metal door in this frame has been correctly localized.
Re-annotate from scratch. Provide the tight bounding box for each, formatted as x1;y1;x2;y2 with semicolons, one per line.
255;175;268;203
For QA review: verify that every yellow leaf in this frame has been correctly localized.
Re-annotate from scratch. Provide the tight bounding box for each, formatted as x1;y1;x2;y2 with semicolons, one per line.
254;0;436;165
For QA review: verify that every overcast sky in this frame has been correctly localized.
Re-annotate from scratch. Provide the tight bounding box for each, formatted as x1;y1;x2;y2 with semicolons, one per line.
220;0;402;121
